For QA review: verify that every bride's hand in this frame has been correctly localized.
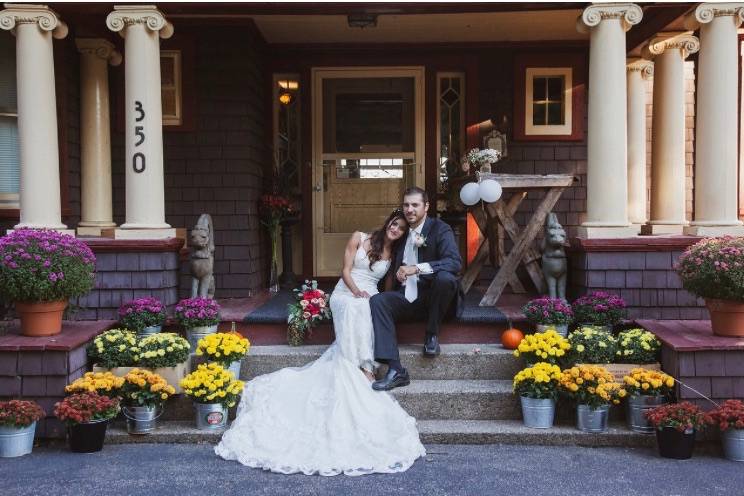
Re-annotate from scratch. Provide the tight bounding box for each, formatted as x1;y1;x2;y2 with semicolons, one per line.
353;290;371;298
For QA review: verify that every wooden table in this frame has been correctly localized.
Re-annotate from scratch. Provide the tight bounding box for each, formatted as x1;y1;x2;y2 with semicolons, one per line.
461;173;576;306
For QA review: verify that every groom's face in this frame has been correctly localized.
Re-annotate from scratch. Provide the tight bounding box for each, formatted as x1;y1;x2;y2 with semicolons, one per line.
402;193;428;228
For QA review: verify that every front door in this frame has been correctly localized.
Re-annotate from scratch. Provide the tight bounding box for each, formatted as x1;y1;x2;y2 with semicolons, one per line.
312;67;425;276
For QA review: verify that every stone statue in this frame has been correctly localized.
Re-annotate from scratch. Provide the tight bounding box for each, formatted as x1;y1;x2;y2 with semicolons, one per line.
541;213;567;301
190;213;215;299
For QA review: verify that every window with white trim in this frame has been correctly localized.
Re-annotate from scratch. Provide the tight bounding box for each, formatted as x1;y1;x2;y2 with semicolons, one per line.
160;50;182;126
436;72;465;196
0;33;19;209
525;67;572;136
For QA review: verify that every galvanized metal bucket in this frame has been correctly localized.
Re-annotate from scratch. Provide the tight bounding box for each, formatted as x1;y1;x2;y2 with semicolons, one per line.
194;403;227;430
722;428;744;462
626;394;667;433
137;325;162;338
227;360;242;379
0;422;36;458
123;406;161;435
535;324;568;337
520;396;556;429
576;404;610;432
186;324;219;350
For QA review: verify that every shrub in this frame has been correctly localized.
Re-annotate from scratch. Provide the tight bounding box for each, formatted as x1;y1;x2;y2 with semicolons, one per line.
118;297;166;332
0;228;95;302
616;328;661;363
174;297;221;328
675;236;744;300
645;401;708;432
0;400;45;428
521;297;573;325
572;291;626;326
54;392;119;425
512;362;562;400
567;326;618;364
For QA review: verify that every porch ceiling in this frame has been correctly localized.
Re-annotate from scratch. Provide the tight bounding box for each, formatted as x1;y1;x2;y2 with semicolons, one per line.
248;10;587;44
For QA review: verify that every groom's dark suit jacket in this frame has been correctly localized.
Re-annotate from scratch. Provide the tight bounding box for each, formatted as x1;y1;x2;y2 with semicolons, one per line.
387;216;465;319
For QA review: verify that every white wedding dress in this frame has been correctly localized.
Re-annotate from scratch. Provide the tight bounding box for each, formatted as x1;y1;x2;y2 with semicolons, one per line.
215;233;426;476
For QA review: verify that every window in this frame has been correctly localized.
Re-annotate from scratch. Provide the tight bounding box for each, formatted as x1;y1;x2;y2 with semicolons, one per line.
514;53;585;141
436;73;465;197
160;50;182;126
0;32;19;209
273;74;301;194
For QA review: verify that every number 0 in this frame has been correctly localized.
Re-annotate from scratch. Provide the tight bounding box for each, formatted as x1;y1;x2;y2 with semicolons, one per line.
133;153;146;173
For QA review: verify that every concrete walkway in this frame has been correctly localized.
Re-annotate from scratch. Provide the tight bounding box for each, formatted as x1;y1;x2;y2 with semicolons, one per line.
3;443;741;496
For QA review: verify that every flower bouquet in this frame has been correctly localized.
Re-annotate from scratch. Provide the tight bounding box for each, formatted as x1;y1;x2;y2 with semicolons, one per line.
675;236;744;336
54;392;119;452
0;228;96;336
571;291;626;328
87;329;140;368
118;297;166;335
181;363;244;430
616;328;661;364
259;194;295;292
466;147;502;173
645;401;707;459
65;371;125;398
286;280;332;346
567;326;618;365
706;399;744;461
521;297;573;336
195;332;251;372
512;329;570;365
0;400;45;457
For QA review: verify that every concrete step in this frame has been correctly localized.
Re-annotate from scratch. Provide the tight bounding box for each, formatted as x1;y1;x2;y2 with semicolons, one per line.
159;379;519;422
234;344;521;381
105;419;657;448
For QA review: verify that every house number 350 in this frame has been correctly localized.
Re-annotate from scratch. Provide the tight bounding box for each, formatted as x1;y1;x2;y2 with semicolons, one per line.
133;100;146;173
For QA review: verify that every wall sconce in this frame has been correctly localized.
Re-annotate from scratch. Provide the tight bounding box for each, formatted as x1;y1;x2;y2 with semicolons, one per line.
277;79;298;105
347;13;377;28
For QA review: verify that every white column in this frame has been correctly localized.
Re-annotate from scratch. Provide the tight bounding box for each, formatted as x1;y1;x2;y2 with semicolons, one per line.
107;5;175;239
642;33;700;235
76;38;122;237
0;4;69;231
626;58;653;226
576;4;643;238
684;3;744;236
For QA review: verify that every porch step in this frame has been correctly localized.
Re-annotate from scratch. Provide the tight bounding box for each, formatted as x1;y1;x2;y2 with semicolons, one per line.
104;419;657;448
236;344;521;381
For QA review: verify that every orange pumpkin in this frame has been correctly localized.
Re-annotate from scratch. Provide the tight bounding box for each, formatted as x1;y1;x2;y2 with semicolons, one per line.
501;328;524;350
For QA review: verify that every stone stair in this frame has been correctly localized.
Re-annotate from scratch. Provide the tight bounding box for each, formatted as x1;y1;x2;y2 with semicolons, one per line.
106;343;656;447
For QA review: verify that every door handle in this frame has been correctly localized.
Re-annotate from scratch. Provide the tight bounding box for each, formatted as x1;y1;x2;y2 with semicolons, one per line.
313;183;322;192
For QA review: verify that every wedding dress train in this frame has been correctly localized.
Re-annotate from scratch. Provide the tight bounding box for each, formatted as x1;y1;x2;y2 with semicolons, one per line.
215;233;426;476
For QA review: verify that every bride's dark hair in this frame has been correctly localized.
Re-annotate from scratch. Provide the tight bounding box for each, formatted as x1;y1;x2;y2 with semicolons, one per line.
367;209;408;270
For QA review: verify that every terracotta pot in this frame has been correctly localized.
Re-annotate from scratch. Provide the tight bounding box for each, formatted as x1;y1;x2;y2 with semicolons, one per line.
705;298;744;337
15;300;68;337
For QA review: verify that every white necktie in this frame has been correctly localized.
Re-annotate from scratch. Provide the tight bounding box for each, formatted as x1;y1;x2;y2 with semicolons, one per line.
404;233;418;302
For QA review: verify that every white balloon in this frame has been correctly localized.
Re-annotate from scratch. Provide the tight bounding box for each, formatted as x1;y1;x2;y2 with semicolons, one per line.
479;179;503;203
459;182;481;206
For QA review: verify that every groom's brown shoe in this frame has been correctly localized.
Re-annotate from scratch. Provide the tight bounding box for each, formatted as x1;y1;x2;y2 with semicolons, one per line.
372;368;410;391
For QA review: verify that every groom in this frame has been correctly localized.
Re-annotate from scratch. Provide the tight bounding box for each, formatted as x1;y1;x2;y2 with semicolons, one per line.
370;186;463;391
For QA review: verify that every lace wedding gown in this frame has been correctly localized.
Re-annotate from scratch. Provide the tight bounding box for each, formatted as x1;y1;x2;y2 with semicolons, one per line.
215;233;426;476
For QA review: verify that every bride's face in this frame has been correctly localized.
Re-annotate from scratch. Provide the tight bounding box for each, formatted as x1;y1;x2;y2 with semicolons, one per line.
386;218;407;242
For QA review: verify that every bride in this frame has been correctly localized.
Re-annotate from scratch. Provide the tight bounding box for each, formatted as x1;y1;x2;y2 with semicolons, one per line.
215;210;426;476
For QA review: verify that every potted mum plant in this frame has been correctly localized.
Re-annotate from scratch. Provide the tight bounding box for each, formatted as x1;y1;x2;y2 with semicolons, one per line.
286;280;331;346
0;400;45;458
706;399;744;462
622;368;675;433
175;297;221;349
54;392;119;453
571;291;626;332
512;329;570;366
521;297;573;336
65;371;125;398
0;229;96;336
616;328;661;365
118;297;166;337
120;368;175;435
87;328;140;369
559;364;626;433
675;236;744;336
180;363;244;430
567;326;618;366
645;401;707;459
195;332;251;378
513;362;562;429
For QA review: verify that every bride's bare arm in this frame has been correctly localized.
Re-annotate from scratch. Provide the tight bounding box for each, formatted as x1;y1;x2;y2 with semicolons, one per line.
341;232;370;298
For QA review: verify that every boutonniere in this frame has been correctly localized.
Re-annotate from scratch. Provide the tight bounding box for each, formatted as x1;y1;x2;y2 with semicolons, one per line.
413;233;427;248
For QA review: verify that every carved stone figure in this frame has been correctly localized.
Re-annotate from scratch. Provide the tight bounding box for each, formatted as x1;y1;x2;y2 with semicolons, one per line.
190;213;215;299
541;213;567;301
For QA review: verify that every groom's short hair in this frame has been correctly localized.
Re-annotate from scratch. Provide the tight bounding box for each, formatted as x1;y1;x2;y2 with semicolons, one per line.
403;186;428;204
